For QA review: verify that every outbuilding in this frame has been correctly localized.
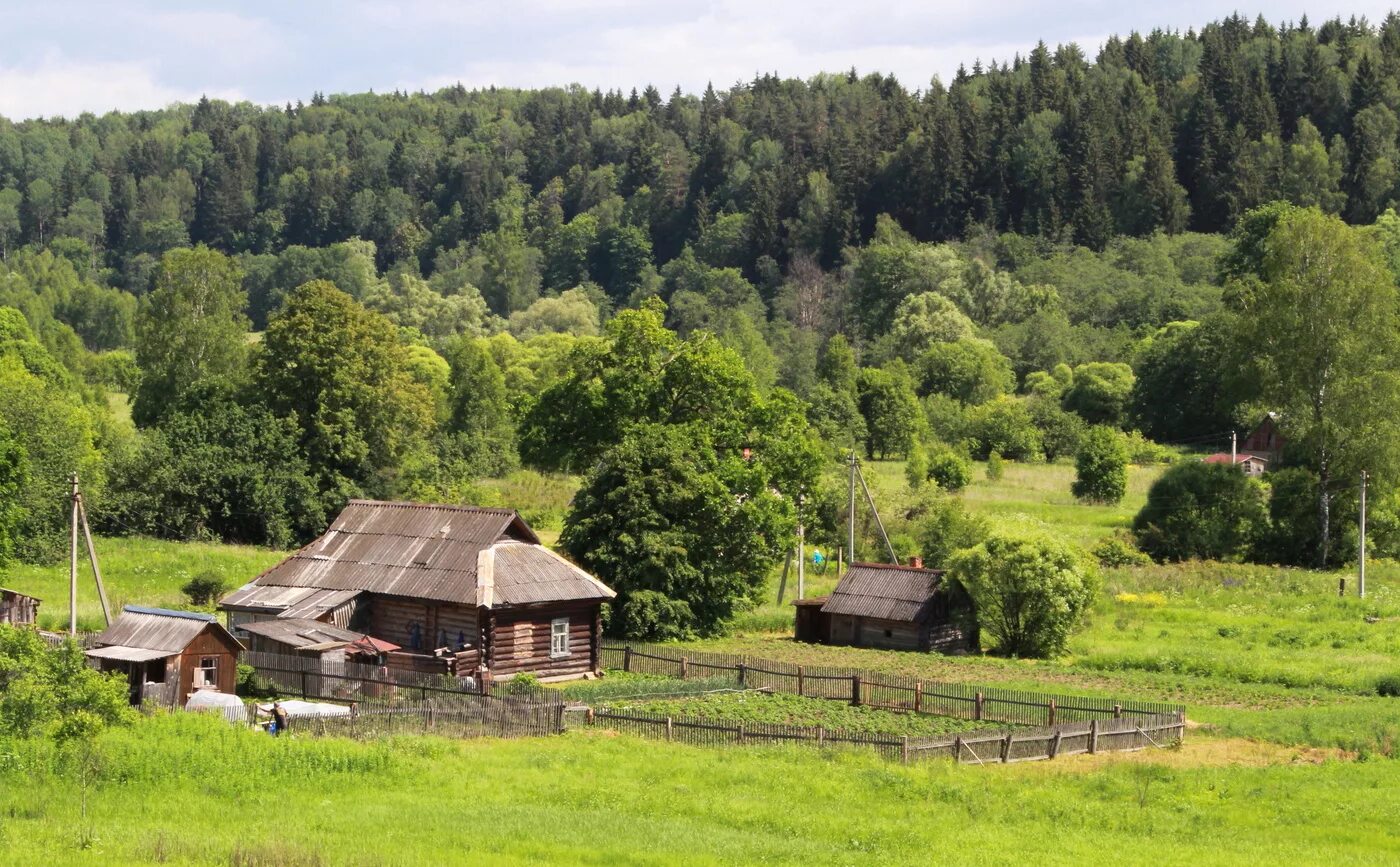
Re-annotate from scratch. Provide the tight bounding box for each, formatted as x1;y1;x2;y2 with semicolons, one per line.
793;562;978;654
0;587;40;626
86;606;245;704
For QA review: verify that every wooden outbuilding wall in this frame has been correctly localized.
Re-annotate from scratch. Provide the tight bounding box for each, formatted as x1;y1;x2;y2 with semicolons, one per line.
486;601;601;679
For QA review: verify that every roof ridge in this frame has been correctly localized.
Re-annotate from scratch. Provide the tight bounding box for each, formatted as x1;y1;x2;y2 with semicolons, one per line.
345;499;518;515
121;604;215;622
847;561;944;574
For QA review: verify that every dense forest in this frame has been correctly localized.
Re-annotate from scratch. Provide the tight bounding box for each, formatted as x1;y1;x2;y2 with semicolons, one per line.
5;12;1400;635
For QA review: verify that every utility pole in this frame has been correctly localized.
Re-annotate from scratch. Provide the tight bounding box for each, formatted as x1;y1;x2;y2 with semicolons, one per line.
69;473;78;636
66;473;112;636
1230;430;1237;464
847;449;857;565
1359;470;1368;600
796;497;806;601
855;459;899;565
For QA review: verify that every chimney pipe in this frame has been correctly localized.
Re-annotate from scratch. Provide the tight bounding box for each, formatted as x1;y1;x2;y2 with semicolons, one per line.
910;556;924;569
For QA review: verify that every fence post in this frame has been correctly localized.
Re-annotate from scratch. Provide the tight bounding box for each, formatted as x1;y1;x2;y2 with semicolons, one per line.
851;674;861;706
1178;709;1187;744
953;736;963;763
914;681;922;714
666;716;673;741
1048;730;1061;759
1048;698;1056;726
1000;733;1013;763
426;700;434;732
736;662;746;688
901;736;909;765
817;726;825;747
680;657;689;679
1113;703;1123;719
797;666;805;696
623;645;632;673
1088;719;1098;754
586;707;595;726
300;669;308;700
736;723;744;744
975;691;984;721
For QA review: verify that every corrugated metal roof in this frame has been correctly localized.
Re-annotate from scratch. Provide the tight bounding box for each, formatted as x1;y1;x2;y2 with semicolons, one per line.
1;587;40;600
91;605;244;654
85;645;171;662
221;500;612;611
235;618;367;649
820;563;947;623
491;541;616;606
280;589;362;620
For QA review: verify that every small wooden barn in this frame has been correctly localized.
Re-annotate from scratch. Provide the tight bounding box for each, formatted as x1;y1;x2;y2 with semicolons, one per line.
0;587;40;626
1241;413;1285;465
220;500;616;682
793;562;978;654
86;606;244;704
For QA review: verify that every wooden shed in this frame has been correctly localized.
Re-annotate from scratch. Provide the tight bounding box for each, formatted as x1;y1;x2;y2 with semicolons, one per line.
86;606;245;704
0;587;40;626
220;501;616;682
793;563;978;654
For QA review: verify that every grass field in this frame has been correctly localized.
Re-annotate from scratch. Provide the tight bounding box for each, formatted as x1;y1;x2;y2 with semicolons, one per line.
1;713;1397;866
2;536;284;632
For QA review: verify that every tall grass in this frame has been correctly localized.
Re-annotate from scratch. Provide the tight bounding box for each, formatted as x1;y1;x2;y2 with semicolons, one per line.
0;715;1396;864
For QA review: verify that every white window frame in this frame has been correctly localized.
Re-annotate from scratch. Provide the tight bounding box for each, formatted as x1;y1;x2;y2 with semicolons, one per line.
195;656;218;688
550;618;570;659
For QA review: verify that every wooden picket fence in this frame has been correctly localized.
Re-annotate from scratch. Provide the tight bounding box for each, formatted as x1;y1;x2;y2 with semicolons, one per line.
581;705;1184;765
601;642;1183;727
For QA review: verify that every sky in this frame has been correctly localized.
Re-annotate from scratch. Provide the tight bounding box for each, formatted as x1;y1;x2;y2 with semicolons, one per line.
1;1;1399;120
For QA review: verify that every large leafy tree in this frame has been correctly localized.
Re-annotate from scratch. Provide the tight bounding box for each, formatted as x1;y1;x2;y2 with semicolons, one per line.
256;280;435;505
133;245;249;425
1227;206;1400;565
1133;461;1268;562
560;422;794;639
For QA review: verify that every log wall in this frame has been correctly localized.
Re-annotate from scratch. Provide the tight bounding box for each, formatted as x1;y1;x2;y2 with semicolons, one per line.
487;603;600;679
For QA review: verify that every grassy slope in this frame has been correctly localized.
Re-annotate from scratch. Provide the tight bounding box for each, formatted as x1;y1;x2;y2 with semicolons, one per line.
1;714;1396;866
2;537;284;631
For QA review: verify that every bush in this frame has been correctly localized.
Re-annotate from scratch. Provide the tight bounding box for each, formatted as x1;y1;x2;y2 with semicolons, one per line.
910;491;989;567
986;451;1004;481
966;396;1041;460
182;571;226;606
1092;532;1152;567
1121;430;1175;464
1072;426;1128;504
950;530;1099;657
1062;362;1134;427
503;673;543;695
905;439;929;489
1132;461;1268;562
614;590;695;641
1377;674;1400;697
927;445;972;492
1029;396;1085;461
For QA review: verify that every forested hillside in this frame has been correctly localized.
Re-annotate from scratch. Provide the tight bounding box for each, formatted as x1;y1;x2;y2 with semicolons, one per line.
5;13;1400;633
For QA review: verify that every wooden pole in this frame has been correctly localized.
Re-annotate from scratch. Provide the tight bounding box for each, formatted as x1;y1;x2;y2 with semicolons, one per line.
851;674;861;706
776;549;792;604
77;498;111;627
975;691;984;721
1089;719;1098;754
1359;470;1368;599
847;450;857;564
68;473;78;635
796;498;806;601
855;459;898;565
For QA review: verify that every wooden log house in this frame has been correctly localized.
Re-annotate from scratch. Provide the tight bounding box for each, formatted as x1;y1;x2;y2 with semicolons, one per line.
220;501;615;682
0;587;40;626
793;562;978;654
86;606;245;704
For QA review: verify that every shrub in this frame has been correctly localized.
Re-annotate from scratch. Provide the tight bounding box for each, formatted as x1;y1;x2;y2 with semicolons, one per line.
1029;396;1085;461
504;673;542;695
614;590;695;641
950;530;1099;658
1093;532;1152;567
1132;461;1268;562
967;396;1042;460
927;445;972;492
1072;426;1128;504
1062;362;1135;427
1377;674;1400;697
182;571;226;606
904;439;929;489
909;490;989;567
986;451;1005;481
1121;430;1175;464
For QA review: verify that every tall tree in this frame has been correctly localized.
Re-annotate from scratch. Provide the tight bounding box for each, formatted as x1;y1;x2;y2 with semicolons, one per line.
132;246;249;425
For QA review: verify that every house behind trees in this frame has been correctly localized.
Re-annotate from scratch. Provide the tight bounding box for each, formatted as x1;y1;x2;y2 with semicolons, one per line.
220;500;615;682
0;588;39;626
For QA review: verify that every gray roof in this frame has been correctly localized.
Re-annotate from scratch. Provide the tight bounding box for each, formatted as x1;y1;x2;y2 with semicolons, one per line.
234;618;368;650
222;500;613;611
820;563;947;623
89;606;244;656
1;587;39;600
220;585;361;618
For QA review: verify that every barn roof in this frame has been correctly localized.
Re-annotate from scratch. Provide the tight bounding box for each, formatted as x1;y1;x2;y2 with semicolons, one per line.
235;617;372;650
89;606;244;656
0;586;39;600
223;500;613;611
820;563;948;623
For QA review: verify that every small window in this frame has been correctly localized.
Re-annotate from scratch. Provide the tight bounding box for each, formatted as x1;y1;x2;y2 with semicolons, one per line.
550;618;570;658
883;629;893;639
195;656;218;688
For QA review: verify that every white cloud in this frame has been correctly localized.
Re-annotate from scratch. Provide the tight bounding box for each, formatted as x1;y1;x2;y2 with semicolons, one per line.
0;57;245;121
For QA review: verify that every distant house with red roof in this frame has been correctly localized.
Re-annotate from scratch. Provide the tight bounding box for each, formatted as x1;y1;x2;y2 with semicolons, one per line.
1203;452;1269;476
1240;414;1284;464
